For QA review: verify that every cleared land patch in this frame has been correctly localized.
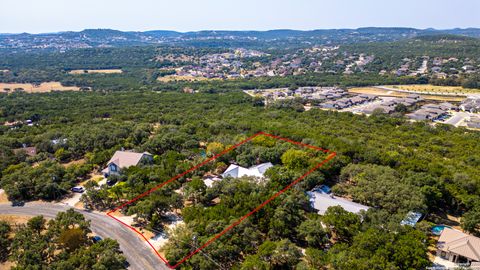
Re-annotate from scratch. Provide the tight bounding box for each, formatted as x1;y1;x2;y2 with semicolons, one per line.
0;214;32;225
348;87;465;102
0;189;9;203
69;69;123;74
384;84;480;95
0;82;80;93
61;158;86;168
157;75;220;82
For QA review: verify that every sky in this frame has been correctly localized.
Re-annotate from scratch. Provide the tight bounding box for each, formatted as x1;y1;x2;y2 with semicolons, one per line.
1;0;479;34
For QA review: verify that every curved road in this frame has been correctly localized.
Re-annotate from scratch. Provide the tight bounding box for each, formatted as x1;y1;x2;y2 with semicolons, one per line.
0;203;167;270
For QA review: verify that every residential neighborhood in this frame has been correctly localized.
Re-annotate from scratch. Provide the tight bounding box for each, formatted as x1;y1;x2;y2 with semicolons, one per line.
154;42;479;81
246;86;480;129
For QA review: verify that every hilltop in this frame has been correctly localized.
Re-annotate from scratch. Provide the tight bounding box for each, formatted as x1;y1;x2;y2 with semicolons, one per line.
1;27;480;51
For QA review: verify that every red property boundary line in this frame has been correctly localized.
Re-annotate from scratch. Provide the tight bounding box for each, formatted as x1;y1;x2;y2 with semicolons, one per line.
106;131;336;269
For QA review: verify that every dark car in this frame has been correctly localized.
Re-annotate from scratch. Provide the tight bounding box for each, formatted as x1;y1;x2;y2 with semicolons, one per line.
92;235;103;243
11;201;25;207
106;179;117;186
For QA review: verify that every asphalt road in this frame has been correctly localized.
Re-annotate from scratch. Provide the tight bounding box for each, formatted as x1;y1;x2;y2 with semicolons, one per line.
0;202;167;270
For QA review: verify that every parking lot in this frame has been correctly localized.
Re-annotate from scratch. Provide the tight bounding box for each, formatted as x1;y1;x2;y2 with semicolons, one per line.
440;112;472;127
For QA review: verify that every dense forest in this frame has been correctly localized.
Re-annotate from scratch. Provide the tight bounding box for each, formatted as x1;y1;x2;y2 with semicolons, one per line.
1;90;480;269
0;209;127;269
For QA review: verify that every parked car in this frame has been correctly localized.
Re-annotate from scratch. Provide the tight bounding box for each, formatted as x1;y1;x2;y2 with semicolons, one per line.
11;201;25;207
71;186;85;193
106;179;117;186
92;235;103;243
313;185;332;194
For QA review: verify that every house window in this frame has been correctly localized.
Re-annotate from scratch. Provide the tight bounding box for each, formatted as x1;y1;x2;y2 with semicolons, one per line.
110;164;117;172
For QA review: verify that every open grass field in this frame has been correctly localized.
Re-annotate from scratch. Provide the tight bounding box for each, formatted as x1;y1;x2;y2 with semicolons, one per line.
0;215;32;224
244;88;290;97
348;87;466;102
0;82;80;93
61;158;86;168
0;261;15;270
157;75;221;82
349;87;408;97
384;84;480;95
69;69;123;74
158;75;206;82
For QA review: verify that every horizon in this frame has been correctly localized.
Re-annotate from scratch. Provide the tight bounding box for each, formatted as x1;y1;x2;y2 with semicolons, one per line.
2;26;480;36
1;0;479;34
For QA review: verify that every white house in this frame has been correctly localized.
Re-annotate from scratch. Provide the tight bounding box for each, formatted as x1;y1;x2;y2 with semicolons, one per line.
102;150;153;176
307;191;370;215
203;176;222;188
221;162;273;179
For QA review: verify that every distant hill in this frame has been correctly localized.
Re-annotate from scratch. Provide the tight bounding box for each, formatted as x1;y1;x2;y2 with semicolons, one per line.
414;34;479;42
1;27;479;51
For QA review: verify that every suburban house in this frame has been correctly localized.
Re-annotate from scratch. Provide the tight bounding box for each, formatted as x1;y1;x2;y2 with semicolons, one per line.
466;116;480;129
460;98;480;113
202;175;222;187
102;150;153;177
436;228;480;266
221;162;273;179
307;190;370;215
363;104;395;114
407;103;450;121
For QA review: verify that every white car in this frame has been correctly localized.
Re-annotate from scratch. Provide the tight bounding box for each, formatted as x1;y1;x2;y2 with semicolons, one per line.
71;186;85;193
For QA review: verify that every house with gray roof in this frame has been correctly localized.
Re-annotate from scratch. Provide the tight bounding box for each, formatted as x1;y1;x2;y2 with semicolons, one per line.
407;111;431;121
460;98;480;113
307;191;370;215
466;117;480;129
364;105;395;114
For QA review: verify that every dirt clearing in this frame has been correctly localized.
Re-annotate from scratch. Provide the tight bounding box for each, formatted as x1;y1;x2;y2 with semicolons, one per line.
69;69;123;74
0;82;80;93
385;84;480;95
348;87;465;102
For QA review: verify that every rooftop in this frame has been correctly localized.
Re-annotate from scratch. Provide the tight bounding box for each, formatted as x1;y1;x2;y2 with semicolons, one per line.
307;191;370;215
106;150;152;169
221;162;273;178
437;228;480;262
